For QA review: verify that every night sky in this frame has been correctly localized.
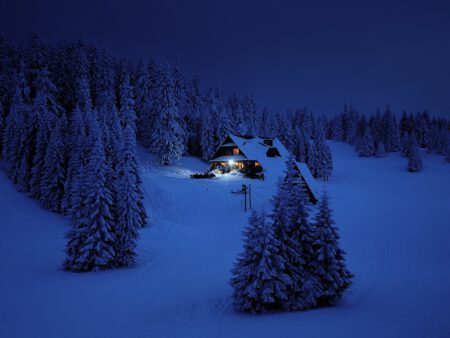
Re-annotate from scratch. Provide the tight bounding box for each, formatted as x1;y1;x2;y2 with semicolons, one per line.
1;0;450;116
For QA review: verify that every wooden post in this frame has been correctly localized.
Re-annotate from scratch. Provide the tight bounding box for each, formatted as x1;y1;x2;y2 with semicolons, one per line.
244;185;247;212
249;184;252;210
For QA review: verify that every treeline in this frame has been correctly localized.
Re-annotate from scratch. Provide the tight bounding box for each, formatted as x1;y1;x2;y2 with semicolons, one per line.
325;105;450;170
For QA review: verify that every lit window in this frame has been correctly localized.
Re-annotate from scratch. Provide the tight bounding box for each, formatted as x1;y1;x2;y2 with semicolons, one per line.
232;148;239;155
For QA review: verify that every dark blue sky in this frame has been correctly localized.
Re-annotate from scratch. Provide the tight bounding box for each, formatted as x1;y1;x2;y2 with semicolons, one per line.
1;0;450;116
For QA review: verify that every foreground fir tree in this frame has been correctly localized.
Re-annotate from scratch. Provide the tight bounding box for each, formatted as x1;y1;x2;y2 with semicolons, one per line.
287;179;322;310
65;117;116;272
230;211;291;313
273;159;321;310
407;134;423;173
312;191;353;305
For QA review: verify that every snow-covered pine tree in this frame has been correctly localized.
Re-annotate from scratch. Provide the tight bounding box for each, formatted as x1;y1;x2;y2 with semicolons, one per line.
307;142;318;178
134;59;153;144
29;67;59;199
230;210;291;313
212;87;231;145
291;125;304;161
381;107;400;152
172;61;189;153
314;122;333;180
2;71;31;192
407;134;423;173
446;137;450;163
151;63;185;165
119;72;136;130
375;141;386;158
61;52;93;215
331;115;344;141
357;127;375;157
286;163;322;310
227;93;247;136
74;47;92;112
277;112;293;153
401;132;411;158
269;158;320;310
312;190;353;305
64;115;116;272
0;101;4;159
200;97;215;160
119;71;147;228
61;106;87;215
40;119;65;212
114;123;140;266
184;74;203;155
240;94;257;136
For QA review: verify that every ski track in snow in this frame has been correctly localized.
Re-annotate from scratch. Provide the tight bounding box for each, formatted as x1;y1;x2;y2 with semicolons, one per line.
1;142;450;338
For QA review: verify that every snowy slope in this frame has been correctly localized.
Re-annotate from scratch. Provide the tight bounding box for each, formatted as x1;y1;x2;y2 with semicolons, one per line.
1;142;450;338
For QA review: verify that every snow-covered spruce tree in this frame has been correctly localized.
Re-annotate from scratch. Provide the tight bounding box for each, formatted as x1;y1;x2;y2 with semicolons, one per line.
267;159;314;311
357;127;375;157
401;132;411;158
285;162;322;310
114;124;140;266
151;63;185;165
230;210;291;313
2;75;31;192
119;72;147;228
311;191;353;306
119;72;136;129
407;134;423;173
64;115;116;272
61;55;93;214
29;67;59;199
381;108;400;152
184;74;203;155
0;101;3;157
375;141;386;158
227;93;247;136
40;119;65;212
307;142;318;178
172;61;189;153
446;140;450;163
213;87;232;146
134;59;153;144
314;122;333;180
200;88;218;160
61;106;88;215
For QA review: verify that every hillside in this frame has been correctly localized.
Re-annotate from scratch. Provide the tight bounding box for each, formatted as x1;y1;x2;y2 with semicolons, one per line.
1;141;449;338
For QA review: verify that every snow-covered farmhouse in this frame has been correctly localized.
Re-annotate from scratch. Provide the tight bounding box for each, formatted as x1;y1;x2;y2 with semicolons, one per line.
209;134;289;174
209;134;319;202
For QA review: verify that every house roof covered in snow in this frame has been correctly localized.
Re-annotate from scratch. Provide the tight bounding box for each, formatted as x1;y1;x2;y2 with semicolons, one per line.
295;161;320;202
210;134;291;181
